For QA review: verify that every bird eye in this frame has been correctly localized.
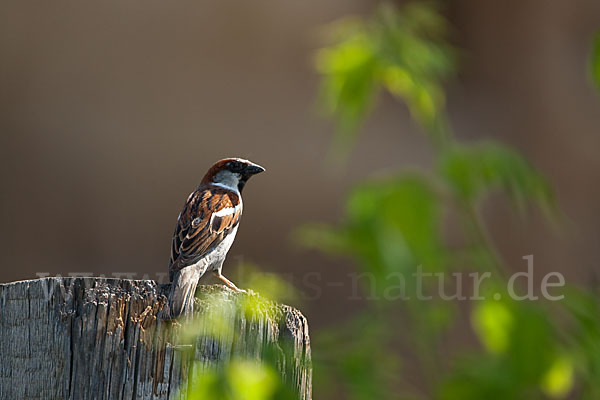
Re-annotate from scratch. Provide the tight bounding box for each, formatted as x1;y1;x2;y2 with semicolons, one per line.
228;161;243;171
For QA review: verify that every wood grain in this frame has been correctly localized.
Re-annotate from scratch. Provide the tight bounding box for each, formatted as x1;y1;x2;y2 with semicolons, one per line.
0;278;311;400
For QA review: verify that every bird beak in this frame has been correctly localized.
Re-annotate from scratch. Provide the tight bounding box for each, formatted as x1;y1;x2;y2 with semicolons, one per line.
244;163;265;176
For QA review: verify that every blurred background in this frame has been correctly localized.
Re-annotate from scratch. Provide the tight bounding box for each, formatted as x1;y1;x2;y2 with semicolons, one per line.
1;0;600;398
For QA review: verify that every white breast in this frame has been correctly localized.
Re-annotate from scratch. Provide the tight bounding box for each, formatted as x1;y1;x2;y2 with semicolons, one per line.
183;225;239;278
205;225;239;272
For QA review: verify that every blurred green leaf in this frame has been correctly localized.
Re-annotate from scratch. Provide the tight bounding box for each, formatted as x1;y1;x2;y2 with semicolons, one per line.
347;174;446;273
443;300;560;399
233;262;302;306
439;356;514;400
316;1;456;151
471;300;514;354
177;288;300;400
297;174;447;292
185;366;224;400
561;287;600;338
560;287;600;398
179;288;284;350
439;142;554;214
375;2;454;126
184;360;293;400
316;18;378;149
506;303;557;384
307;2;599;399
179;289;238;343
228;360;279;400
314;312;402;400
540;355;574;399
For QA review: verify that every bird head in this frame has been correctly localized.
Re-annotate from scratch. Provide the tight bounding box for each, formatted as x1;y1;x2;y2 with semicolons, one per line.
202;158;265;192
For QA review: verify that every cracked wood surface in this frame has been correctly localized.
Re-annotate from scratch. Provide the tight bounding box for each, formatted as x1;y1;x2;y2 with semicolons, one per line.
0;277;311;400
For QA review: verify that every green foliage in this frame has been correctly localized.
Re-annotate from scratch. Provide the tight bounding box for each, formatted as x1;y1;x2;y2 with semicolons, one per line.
471;300;514;355
443;298;571;400
347;176;444;270
175;288;301;400
316;1;455;151
439;142;554;213
541;355;575;399
185;361;281;400
303;2;600;399
300;175;446;284
559;288;600;399
180;5;600;400
184;358;299;400
232;262;302;306
315;313;402;400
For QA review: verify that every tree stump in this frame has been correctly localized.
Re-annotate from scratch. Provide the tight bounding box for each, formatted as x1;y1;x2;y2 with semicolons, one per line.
0;277;312;400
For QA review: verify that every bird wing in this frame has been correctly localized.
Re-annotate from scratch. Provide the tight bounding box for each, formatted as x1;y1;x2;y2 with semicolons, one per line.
169;185;242;279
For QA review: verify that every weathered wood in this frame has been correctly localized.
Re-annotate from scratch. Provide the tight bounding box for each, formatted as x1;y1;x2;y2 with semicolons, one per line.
0;277;312;400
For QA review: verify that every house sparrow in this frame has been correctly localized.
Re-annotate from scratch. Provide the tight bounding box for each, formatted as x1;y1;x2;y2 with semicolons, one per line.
163;158;265;319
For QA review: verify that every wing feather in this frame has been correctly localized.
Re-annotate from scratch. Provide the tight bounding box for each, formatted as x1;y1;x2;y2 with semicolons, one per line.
169;185;242;279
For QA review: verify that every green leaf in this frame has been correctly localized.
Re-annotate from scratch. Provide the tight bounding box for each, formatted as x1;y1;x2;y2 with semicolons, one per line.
315;2;456;151
296;174;447;293
316;20;378;141
228;361;279;400
439;142;555;214
541;355;574;399
314;312;402;400
345;174;446;278
439;356;515;400
443;300;560;399
471;300;514;354
559;287;600;398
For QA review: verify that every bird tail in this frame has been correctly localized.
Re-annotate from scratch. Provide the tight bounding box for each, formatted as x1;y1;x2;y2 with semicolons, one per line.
162;267;201;320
